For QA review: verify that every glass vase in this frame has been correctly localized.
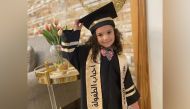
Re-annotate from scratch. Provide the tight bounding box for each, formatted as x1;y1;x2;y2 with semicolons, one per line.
49;45;69;72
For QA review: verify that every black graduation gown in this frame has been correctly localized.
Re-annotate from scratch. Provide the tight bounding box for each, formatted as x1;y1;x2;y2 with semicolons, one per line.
61;30;140;109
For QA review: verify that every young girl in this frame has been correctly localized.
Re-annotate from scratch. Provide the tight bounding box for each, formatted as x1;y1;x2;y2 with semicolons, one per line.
60;2;140;109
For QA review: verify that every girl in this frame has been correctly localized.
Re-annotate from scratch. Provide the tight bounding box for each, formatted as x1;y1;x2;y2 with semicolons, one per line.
60;2;140;109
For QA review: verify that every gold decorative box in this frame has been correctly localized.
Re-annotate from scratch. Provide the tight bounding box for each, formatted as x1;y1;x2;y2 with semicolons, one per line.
34;62;79;85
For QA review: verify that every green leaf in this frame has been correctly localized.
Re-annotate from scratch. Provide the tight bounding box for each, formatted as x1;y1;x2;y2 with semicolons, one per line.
42;29;56;45
49;32;56;44
42;30;54;44
50;24;59;44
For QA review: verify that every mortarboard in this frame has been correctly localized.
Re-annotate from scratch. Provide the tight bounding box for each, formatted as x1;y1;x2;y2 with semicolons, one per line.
79;2;117;33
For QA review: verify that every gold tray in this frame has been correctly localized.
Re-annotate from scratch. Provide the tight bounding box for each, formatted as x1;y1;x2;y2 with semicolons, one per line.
34;63;79;85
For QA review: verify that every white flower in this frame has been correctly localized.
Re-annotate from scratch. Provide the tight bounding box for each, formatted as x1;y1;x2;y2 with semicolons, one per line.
57;29;63;36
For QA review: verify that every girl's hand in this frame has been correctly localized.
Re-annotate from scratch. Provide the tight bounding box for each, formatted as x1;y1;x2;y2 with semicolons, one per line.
74;20;83;31
130;101;140;109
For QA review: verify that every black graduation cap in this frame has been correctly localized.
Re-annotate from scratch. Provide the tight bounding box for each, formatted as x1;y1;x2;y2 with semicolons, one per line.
79;2;117;33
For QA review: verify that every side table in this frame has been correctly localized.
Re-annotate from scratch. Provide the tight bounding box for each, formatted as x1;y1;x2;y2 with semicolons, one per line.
34;63;79;109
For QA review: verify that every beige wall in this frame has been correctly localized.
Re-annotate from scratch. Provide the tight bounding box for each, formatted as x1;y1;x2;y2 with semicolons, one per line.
164;0;190;109
147;0;163;109
147;0;190;109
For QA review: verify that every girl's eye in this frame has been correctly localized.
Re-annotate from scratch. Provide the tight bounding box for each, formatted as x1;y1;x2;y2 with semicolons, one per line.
97;34;103;37
107;30;112;34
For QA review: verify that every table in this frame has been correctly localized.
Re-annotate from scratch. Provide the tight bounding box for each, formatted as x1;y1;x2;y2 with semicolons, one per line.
34;63;79;109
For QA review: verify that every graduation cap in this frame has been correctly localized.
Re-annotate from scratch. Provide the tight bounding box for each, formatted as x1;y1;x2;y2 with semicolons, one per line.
79;2;117;33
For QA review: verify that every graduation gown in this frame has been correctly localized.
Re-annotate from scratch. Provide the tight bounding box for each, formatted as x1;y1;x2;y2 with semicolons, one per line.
60;30;140;109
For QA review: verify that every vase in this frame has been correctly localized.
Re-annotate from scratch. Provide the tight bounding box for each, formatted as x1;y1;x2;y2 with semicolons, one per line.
49;45;69;71
49;45;63;64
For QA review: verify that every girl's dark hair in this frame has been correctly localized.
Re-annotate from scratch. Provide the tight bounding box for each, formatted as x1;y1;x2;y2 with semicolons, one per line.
86;28;123;62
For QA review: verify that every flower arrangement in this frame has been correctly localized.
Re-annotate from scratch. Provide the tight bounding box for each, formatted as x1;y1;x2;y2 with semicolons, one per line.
40;19;67;45
39;18;67;65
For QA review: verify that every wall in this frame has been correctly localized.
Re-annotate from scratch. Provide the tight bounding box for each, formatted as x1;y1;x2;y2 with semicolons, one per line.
164;0;190;109
147;0;190;109
146;0;163;109
27;0;133;43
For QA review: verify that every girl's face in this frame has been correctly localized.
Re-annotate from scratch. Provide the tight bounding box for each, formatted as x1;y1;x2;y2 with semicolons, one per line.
95;25;115;48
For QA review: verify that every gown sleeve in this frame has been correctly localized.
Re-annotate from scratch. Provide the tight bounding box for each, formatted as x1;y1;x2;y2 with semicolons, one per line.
124;67;140;105
60;30;81;71
60;30;90;72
